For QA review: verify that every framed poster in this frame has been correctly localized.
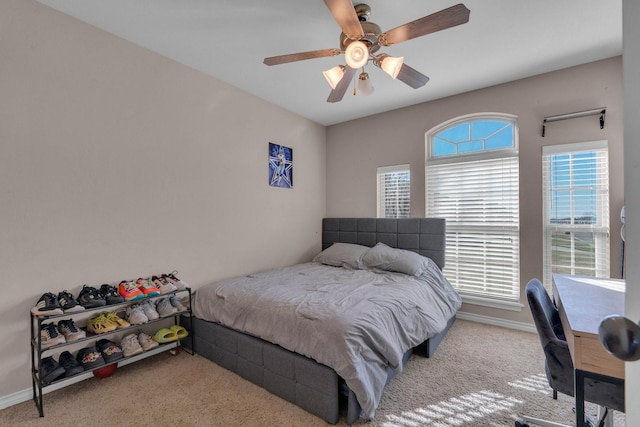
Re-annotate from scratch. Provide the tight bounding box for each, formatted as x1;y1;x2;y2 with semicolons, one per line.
268;142;293;188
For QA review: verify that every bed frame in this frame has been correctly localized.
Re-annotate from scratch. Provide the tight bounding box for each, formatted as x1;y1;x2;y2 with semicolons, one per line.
185;218;455;424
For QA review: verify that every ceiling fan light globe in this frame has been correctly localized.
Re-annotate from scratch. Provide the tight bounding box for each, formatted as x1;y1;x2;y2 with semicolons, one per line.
345;41;369;69
381;56;404;79
323;65;345;90
357;72;374;96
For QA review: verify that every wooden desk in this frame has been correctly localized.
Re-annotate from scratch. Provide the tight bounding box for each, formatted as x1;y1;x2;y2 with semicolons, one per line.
552;274;625;427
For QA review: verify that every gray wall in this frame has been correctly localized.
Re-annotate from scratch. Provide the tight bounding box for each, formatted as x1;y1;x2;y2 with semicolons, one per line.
326;56;624;325
0;1;325;398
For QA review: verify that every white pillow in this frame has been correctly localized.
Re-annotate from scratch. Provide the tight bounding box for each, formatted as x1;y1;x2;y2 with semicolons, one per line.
312;243;369;269
361;242;429;276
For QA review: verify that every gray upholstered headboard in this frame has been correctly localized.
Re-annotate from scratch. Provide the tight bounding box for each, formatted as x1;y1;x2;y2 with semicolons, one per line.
322;218;446;270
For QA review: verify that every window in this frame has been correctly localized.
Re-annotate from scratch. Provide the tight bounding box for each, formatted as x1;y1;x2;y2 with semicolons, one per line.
426;114;520;308
542;141;609;286
377;164;410;218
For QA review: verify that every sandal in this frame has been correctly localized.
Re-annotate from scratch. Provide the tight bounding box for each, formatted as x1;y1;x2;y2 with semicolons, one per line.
169;325;188;339
152;328;177;343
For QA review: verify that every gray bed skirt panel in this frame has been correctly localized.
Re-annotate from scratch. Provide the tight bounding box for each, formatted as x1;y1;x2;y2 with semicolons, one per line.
184;314;456;425
186;317;341;424
322;217;446;270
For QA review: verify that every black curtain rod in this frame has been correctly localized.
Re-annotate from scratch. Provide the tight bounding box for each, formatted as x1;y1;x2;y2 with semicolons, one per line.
541;107;606;137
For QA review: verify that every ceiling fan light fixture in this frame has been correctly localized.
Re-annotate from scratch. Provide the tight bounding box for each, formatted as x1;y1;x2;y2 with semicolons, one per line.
323;65;345;89
357;72;374;96
379;54;404;79
345;41;369;69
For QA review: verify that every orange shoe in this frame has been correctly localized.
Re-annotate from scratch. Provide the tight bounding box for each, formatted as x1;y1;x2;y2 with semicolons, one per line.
118;280;144;301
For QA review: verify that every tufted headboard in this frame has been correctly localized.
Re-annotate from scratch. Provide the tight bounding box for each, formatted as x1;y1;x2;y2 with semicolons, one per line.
322;218;446;270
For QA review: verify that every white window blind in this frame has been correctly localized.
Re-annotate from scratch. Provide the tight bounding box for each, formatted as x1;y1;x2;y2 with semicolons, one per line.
427;156;520;301
542;141;609;286
377;165;410;218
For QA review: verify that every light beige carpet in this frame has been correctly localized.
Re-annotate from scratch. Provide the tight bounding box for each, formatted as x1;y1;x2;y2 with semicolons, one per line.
1;319;625;426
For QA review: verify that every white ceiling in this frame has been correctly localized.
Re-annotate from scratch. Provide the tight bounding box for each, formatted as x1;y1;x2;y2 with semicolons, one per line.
36;0;622;126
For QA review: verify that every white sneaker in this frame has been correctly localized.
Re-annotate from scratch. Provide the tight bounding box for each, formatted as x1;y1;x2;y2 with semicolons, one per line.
57;319;87;342
156;298;178;317
151;275;176;294
125;304;148;325
140;299;160;321
169;295;187;312
137;332;159;351
40;323;66;348
120;333;144;357
166;272;188;291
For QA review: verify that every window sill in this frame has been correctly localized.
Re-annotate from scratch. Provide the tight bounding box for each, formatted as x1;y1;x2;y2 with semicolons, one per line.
460;294;524;312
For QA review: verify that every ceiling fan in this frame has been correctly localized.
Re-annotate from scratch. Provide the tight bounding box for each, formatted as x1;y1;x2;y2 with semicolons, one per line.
263;1;470;103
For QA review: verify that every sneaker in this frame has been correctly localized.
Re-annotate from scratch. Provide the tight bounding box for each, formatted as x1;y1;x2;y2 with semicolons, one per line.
103;311;131;329
100;284;125;305
118;280;144;301
31;293;63;317
76;346;105;370
120;333;144;357
97;339;124;363
59;351;84;377
156;298;178;317
57;319;87;342
125;304;148;325
169;295;187;312
40;323;66;348
140;299;159;321
152;275;176;294
137;332;159;351
87;312;118;334
40;356;65;385
78;285;106;308
166;272;188;290
136;277;160;297
57;291;85;313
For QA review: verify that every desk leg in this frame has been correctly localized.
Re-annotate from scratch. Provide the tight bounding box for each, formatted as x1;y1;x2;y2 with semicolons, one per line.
575;369;586;427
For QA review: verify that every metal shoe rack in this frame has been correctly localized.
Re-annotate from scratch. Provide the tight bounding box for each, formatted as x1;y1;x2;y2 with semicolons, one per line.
30;287;193;417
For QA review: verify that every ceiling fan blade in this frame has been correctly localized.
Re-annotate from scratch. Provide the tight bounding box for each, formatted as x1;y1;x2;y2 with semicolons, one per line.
396;63;430;89
264;48;341;66
327;66;357;103
379;3;470;46
323;0;364;37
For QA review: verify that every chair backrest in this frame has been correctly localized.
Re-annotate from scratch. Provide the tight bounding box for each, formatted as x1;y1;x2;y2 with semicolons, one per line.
525;278;575;397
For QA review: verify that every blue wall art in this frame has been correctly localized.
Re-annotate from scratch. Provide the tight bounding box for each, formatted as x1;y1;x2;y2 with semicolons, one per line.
268;142;293;188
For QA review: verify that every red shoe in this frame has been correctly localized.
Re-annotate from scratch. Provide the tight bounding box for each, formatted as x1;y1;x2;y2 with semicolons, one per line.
118;280;144;301
135;277;160;297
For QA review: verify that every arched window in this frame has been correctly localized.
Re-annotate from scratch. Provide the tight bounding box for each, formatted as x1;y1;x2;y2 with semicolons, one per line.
426;113;520;308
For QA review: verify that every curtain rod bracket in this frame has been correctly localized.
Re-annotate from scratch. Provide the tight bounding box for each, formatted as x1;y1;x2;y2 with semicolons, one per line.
541;107;606;137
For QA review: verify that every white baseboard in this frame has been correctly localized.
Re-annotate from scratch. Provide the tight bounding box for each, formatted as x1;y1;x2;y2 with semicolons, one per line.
456;311;537;334
0;388;33;411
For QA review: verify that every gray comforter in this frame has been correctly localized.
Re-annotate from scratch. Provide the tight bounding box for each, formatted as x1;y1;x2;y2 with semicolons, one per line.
193;261;461;419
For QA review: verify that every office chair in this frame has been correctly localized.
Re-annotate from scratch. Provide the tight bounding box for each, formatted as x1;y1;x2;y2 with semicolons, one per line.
514;279;624;427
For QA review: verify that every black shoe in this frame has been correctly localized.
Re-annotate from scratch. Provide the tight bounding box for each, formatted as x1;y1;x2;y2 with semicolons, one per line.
59;351;84;377
31;293;63;316
100;284;125;305
76;346;106;370
78;285;106;308
97;339;124;363
57;290;85;313
40;356;65;385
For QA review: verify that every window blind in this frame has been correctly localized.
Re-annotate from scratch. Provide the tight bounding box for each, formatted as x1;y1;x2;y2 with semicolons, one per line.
377;165;410;218
427;156;520;300
542;141;609;286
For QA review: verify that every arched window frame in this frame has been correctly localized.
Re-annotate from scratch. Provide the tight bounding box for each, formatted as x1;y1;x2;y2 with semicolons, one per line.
426;113;521;310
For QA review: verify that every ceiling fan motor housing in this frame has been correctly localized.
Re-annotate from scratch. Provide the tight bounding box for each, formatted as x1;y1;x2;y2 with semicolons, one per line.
339;5;381;53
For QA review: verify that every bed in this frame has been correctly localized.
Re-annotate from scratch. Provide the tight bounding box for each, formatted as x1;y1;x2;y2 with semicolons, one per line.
186;218;460;424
